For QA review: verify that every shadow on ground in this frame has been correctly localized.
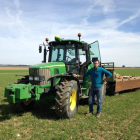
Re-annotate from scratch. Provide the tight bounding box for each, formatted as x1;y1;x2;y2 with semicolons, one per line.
0;104;23;122
30;99;60;120
0;99;60;122
106;88;140;96
1;88;139;122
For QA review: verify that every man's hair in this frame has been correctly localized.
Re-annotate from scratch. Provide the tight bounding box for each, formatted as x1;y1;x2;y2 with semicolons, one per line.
93;60;100;63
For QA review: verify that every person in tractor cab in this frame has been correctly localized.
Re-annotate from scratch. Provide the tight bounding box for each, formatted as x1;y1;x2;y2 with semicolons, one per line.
73;60;112;118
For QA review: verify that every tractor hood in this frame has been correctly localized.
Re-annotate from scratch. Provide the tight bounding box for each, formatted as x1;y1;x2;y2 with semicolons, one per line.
29;62;65;69
29;62;66;86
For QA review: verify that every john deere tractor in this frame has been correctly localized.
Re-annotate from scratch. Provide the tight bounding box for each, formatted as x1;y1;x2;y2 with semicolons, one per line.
4;33;106;118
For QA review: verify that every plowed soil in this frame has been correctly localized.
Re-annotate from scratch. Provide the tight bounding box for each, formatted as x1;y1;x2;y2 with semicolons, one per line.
0;67;28;70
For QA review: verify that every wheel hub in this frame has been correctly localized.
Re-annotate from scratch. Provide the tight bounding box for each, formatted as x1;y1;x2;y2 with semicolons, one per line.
23;100;31;105
70;89;76;111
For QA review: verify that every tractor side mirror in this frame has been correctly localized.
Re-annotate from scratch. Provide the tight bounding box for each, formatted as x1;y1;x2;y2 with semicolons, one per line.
39;45;42;53
82;43;88;51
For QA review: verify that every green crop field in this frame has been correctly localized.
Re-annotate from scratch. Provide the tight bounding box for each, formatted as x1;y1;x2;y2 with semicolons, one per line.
0;69;140;140
115;68;140;76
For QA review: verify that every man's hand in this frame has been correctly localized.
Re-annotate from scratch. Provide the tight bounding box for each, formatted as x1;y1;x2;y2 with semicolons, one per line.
102;76;110;84
102;80;105;84
102;80;107;84
73;74;83;78
73;74;77;77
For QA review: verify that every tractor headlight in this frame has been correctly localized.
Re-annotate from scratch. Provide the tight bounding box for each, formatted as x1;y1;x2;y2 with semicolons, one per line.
34;76;40;81
29;75;45;81
29;76;33;80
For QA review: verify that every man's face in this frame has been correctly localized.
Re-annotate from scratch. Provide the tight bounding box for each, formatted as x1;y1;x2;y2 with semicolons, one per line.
94;61;99;69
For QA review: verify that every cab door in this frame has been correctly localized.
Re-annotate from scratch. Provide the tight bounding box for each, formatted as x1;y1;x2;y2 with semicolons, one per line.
89;40;101;63
81;41;101;97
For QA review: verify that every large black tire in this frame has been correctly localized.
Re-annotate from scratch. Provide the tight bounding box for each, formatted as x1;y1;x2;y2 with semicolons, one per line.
55;80;78;118
110;85;117;95
10;101;35;113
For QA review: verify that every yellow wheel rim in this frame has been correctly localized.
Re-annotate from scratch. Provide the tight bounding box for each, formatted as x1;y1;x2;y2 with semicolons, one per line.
23;101;31;105
70;89;77;111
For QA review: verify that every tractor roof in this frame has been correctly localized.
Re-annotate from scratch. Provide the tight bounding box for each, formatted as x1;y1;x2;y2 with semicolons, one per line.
49;39;89;45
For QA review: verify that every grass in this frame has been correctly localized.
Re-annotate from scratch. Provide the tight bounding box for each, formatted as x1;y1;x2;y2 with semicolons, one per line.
115;68;140;76
0;69;140;139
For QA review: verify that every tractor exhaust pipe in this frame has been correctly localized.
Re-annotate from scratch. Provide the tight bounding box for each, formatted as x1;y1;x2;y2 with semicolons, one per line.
43;46;46;63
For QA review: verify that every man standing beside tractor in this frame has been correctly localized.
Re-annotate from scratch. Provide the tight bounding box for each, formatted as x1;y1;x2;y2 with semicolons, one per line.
74;60;112;118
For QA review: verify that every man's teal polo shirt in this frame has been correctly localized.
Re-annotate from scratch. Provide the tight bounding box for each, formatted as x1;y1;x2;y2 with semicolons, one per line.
83;67;112;88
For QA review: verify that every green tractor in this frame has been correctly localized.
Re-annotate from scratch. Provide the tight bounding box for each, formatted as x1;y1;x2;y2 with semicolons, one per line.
4;33;106;118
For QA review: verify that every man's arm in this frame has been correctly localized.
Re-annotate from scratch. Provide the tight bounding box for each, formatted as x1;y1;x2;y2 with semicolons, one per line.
103;76;110;81
73;74;83;78
102;76;110;84
73;70;90;78
102;68;112;84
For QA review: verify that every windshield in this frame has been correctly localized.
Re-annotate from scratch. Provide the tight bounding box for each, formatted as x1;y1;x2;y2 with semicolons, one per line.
51;44;76;64
50;44;78;73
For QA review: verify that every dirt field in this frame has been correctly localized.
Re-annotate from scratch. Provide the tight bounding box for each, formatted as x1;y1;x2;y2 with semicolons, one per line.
0;67;29;70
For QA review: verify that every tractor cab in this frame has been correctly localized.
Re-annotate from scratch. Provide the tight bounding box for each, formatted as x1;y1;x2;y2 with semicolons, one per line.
39;34;101;75
48;41;78;74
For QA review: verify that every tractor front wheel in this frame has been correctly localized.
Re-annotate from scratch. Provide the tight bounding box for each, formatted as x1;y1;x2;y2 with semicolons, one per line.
55;80;78;118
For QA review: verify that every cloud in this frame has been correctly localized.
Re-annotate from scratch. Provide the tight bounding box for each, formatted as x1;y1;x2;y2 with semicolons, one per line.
117;9;140;27
3;1;27;39
95;0;115;14
101;45;140;67
0;0;140;67
80;0;115;14
5;7;15;20
14;0;20;9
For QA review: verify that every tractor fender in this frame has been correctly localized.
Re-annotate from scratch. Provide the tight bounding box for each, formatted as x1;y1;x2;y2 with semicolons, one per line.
50;74;81;96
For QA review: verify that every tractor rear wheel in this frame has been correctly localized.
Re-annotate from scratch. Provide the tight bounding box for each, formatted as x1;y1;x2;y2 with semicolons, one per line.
10;101;35;112
55;80;78;118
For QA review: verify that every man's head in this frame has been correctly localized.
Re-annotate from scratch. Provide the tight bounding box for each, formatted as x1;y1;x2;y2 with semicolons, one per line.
93;60;100;69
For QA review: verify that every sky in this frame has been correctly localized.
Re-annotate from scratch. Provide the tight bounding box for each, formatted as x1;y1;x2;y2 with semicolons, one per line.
0;0;140;67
